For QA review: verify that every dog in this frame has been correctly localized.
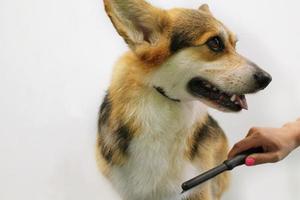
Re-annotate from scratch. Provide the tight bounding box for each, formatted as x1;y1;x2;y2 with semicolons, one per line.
97;1;272;200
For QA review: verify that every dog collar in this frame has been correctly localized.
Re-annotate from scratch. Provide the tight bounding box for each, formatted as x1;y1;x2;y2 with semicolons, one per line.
154;86;181;103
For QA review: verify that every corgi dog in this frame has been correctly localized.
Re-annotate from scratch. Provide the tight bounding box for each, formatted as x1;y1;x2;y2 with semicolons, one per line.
97;1;272;200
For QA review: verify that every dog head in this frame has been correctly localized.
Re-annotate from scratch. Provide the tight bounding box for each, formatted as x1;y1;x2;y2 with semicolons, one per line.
104;0;272;112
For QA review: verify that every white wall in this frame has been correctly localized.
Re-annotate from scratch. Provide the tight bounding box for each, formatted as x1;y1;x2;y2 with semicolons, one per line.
0;0;299;199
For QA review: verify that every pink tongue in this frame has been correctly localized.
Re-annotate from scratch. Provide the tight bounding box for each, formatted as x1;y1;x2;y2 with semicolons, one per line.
236;95;248;110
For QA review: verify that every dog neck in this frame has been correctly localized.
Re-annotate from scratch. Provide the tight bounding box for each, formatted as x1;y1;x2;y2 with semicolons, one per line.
109;52;208;131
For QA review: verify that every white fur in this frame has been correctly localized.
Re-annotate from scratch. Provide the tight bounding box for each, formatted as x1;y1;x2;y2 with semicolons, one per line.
110;90;208;200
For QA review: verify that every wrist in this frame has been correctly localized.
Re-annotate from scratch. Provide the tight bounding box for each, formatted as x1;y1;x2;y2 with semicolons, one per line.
283;121;300;147
295;122;300;147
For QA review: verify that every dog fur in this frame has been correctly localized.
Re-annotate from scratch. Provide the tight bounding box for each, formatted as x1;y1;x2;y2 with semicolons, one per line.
97;1;271;200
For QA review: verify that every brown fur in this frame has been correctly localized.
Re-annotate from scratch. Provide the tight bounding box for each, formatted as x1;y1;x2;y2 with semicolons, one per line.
185;115;229;199
97;1;237;199
97;50;229;199
104;0;172;65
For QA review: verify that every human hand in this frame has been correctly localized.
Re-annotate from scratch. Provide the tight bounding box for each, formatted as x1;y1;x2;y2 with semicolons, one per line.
228;119;300;166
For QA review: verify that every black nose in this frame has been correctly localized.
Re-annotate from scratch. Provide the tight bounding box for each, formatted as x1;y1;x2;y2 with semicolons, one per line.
253;72;272;89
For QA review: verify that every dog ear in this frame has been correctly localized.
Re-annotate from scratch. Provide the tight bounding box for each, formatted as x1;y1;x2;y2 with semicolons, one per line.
103;0;170;50
198;4;212;15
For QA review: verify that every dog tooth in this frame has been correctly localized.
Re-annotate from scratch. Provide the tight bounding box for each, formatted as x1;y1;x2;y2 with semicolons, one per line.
205;84;211;88
230;95;237;102
213;87;217;91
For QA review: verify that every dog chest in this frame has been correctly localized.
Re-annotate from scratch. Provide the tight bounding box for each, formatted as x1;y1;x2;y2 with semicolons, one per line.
109;96;207;199
110;134;201;200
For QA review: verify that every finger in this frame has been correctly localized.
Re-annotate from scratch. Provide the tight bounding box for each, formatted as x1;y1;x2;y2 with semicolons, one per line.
246;127;259;137
228;137;261;159
246;153;280;166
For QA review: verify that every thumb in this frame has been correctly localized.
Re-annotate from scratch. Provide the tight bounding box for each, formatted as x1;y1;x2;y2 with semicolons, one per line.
245;152;280;166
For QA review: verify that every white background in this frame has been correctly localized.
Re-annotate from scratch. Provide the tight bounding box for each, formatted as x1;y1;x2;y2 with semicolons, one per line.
1;0;300;199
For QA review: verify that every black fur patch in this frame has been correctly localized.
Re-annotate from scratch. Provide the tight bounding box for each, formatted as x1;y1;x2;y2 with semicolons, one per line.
100;123;132;164
189;115;223;159
98;93;111;127
98;93;132;164
115;125;132;154
170;31;193;52
101;145;113;163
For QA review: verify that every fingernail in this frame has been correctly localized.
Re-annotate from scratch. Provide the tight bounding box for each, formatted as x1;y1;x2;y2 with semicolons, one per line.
245;157;255;166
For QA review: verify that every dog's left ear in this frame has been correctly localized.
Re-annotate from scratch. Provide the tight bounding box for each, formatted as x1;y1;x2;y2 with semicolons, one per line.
104;0;171;63
199;4;212;15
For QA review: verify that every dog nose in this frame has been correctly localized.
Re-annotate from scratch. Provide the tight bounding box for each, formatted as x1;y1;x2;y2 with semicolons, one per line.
253;71;272;89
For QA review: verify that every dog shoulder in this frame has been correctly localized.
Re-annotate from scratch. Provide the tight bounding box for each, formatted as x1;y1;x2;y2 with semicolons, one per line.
185;115;230;198
97;93;136;174
186;114;228;164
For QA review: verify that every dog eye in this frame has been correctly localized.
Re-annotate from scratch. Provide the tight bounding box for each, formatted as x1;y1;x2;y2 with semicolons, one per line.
206;36;225;52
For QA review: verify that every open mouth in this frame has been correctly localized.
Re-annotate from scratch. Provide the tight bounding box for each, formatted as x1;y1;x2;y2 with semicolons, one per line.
187;77;248;112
